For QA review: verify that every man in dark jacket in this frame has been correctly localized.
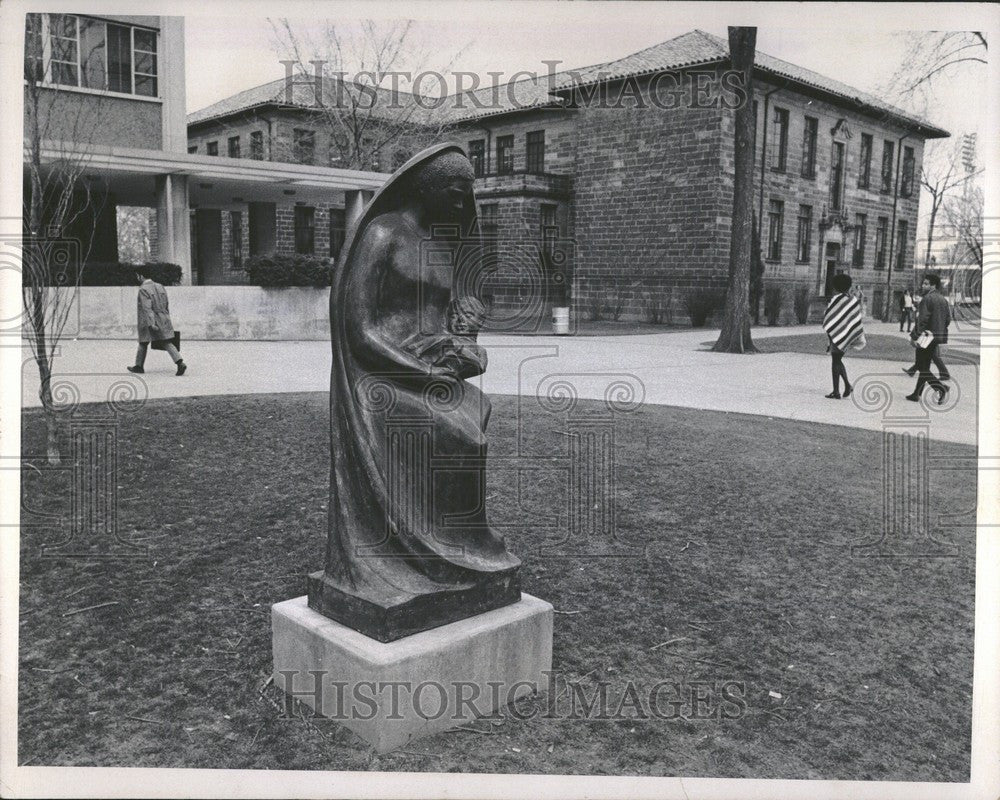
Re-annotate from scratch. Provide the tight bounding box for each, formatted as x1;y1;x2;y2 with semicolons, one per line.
906;274;950;403
127;270;187;376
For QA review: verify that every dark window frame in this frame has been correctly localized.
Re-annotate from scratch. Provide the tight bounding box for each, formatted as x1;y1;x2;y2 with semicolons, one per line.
294;205;315;255
880;140;895;194
852;213;867;267
770;107;789;172
293;128;316;166
329;208;346;261
227;136;241;159
526;130;546;173
858;133;873;189
767;199;784;261
249;131;264;160
874;216;888;270
796;204;812;263
900;146;915;198
830;140;846;211
230;210;244;270
801;116;818;179
206;141;219;156
496;135;514;175
468;139;486;177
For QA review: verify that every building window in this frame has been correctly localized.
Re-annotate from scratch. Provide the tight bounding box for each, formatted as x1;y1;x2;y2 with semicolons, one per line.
132;27;158;96
801;116;818;178
48;14;79;87
900;146;915;198
830;141;845;211
795;205;812;262
25;14;44;82
228;136;241;158
540;203;557;255
29;14;159;96
896;220;908;270
480;203;499;259
526;131;545;173
874;216;888;270
293;129;316;165
250;131;264;160
880;140;895;193
329;208;346;261
188;145;198;154
767;199;784;261
858;133;873;188
496;135;514;175
770;108;789;172
206;141;218;156
294;206;315;255
230;211;243;270
853;213;867;267
468;139;485;177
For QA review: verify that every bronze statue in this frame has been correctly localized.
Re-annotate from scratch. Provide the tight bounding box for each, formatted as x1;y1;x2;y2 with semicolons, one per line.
308;144;521;642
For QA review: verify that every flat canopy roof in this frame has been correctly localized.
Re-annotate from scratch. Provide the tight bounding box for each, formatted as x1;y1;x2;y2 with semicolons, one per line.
32;141;387;208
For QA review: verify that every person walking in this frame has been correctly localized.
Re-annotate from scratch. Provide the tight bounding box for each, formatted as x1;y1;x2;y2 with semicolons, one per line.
127;271;187;376
822;273;865;399
899;288;914;332
906;274;950;404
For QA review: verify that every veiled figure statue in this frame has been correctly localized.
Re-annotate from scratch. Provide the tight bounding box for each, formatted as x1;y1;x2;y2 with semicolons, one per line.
308;144;522;642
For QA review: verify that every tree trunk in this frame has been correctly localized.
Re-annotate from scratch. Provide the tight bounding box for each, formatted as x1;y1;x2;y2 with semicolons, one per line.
923;202;938;285
713;27;759;354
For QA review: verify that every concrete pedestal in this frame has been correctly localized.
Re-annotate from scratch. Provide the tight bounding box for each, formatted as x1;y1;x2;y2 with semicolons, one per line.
271;593;553;753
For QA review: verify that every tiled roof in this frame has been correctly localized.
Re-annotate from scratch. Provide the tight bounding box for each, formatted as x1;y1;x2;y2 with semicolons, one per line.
187;75;425;126
189;30;949;137
553;30;949;137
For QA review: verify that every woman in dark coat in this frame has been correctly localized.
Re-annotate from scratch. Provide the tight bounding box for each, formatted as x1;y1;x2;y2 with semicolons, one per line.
307;144;521;641
127;271;187;375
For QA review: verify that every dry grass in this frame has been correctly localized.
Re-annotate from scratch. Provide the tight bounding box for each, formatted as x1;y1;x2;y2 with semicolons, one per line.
18;393;975;779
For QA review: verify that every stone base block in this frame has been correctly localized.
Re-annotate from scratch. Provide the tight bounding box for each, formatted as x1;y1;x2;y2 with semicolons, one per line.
271;593;553;753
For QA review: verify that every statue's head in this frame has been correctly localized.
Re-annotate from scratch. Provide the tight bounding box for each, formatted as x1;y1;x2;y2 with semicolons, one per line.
447;295;487;335
412;150;476;223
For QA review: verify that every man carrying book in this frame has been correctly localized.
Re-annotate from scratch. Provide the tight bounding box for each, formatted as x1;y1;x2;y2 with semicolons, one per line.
906;274;950;404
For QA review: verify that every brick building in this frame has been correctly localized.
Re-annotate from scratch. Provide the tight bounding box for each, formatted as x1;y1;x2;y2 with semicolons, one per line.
189;30;948;323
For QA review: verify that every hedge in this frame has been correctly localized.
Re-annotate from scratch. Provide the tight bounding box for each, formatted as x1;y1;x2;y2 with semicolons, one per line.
245;254;334;288
41;261;183;286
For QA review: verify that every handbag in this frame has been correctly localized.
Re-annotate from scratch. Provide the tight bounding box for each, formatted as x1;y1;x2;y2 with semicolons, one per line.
915;330;934;349
151;331;181;351
850;332;867;351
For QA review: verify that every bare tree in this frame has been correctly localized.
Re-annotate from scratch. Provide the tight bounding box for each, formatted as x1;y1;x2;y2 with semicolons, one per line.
919;138;981;281
269;18;468;170
883;31;987;110
23;12;109;463
942;183;984;269
713;26;758;354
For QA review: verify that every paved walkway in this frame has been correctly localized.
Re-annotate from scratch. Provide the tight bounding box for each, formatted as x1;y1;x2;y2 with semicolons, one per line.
19;321;982;446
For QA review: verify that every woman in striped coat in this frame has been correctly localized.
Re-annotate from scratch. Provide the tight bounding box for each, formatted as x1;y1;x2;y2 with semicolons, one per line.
821;273;865;399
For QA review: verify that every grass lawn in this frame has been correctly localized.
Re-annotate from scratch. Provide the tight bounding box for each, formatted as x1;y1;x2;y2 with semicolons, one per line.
754;332;980;365
19;393;975;780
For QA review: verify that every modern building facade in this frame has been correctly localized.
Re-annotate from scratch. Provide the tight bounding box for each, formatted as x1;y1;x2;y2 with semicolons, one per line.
23;13;384;286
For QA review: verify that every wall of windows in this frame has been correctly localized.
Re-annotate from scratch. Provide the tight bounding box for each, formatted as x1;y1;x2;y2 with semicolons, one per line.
25;13;159;97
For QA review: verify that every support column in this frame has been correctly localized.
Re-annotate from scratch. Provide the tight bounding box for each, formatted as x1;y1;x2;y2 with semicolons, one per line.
155;173;192;285
345;189;374;230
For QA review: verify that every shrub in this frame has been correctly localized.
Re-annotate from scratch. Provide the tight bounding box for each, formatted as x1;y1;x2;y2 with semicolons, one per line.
763;283;785;326
245;253;334;287
683;288;725;328
793;285;811;324
77;261;182;286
